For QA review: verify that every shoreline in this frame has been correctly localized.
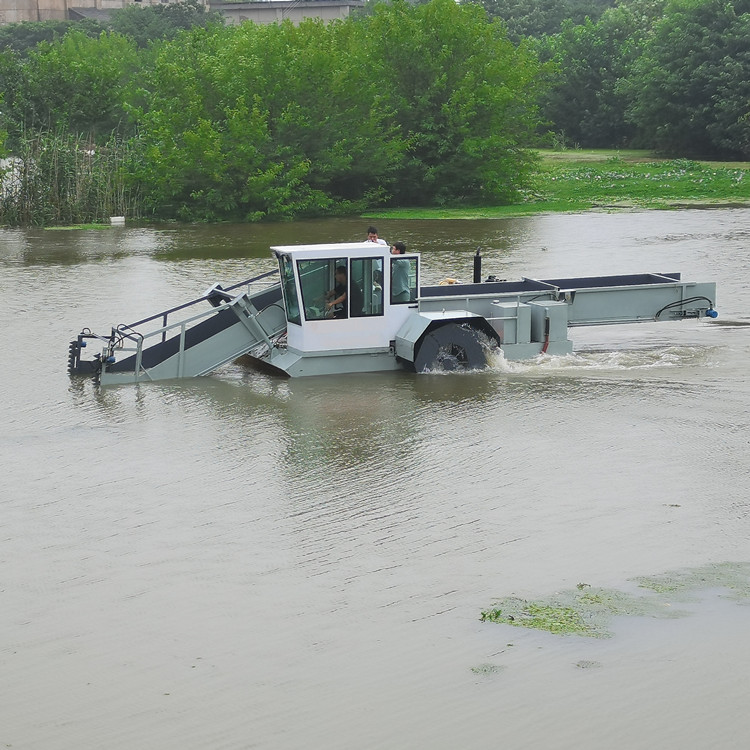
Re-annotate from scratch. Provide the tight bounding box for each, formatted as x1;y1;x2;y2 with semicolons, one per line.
363;197;750;221
24;198;750;232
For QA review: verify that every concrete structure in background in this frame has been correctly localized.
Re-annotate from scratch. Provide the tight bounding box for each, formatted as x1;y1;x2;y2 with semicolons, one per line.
1;0;67;23
211;0;362;25
0;0;173;24
0;0;362;25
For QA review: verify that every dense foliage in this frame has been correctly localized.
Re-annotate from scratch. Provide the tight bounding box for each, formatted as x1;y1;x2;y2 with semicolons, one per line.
476;0;615;40
129;20;402;220
0;0;544;224
0;0;748;226
21;31;138;136
107;0;225;48
536;1;661;149
624;0;750;157
352;0;542;205
0;18;105;56
530;0;749;157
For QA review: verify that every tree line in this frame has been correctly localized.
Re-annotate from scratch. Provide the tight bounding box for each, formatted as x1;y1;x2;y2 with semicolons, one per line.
481;0;750;156
0;0;747;225
0;0;541;223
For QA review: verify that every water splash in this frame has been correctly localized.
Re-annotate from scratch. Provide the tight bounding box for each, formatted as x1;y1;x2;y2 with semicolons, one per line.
487;345;715;374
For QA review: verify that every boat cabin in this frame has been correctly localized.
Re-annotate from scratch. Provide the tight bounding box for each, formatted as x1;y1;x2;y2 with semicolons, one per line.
273;242;419;354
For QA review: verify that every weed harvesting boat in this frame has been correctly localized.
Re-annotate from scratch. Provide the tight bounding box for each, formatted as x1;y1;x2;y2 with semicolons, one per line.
68;242;717;384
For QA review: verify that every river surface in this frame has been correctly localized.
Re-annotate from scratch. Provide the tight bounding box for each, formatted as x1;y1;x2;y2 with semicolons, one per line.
1;209;749;749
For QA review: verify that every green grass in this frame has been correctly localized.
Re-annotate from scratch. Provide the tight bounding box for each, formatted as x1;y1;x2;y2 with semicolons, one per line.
534;157;749;207
536;147;658;164
365;151;750;220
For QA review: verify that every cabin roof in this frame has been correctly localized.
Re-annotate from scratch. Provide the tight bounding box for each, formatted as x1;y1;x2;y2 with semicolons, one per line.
271;242;418;259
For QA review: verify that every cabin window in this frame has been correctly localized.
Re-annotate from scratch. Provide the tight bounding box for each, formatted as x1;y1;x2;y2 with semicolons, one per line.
297;258;348;320
350;257;384;317
390;256;418;305
277;253;301;325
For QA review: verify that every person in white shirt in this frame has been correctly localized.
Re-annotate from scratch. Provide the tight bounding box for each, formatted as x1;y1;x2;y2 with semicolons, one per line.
366;226;388;245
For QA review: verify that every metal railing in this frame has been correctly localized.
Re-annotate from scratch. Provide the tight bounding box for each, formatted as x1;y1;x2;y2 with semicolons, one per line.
114;269;279;346
103;269;282;381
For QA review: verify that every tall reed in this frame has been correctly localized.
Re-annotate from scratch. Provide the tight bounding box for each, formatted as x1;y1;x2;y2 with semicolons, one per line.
0;130;141;226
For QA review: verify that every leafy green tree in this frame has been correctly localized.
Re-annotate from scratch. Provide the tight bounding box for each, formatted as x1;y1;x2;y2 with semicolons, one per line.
0;19;105;57
625;0;750;157
21;30;139;138
0;50;25;143
0;95;7;158
130;20;403;220
707;11;750;156
474;0;615;41
354;0;543;205
0;0;549;223
108;0;224;48
538;2;662;148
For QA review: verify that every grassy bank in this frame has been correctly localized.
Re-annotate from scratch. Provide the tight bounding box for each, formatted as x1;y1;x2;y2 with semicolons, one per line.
365;150;750;219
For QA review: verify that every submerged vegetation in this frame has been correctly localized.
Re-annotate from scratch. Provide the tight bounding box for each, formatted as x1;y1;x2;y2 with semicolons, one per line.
480;562;750;637
635;561;750;597
480;585;681;637
481;599;593;635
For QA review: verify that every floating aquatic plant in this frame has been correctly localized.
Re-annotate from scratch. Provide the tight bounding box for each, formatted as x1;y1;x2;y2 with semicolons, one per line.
480;598;592;636
635;561;750;599
470;663;504;676
481;562;750;637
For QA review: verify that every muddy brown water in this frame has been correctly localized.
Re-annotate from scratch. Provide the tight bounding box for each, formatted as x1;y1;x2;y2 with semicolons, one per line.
1;210;749;749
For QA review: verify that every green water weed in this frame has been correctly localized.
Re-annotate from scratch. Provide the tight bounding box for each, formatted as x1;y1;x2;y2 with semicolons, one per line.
481;562;750;637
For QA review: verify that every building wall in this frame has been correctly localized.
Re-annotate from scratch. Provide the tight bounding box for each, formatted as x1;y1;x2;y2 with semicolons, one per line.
0;0;68;23
0;0;358;25
0;0;190;24
209;1;362;26
67;0;194;9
